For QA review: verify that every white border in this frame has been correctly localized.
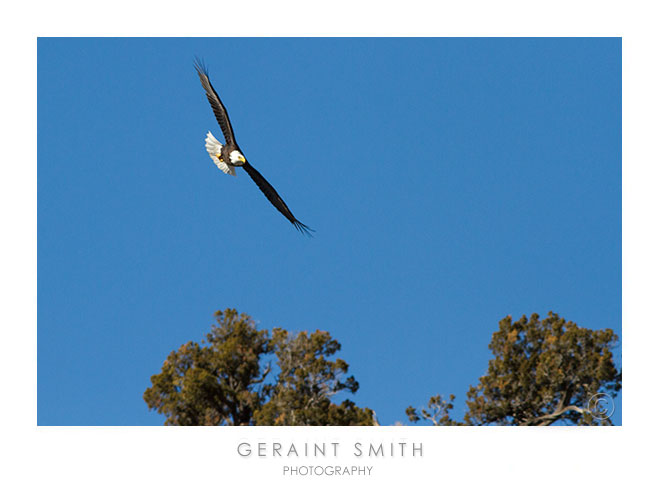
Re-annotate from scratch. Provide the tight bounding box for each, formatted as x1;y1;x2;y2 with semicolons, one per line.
4;0;658;485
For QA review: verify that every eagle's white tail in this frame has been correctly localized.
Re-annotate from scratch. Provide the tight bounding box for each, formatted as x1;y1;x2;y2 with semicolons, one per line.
205;131;236;176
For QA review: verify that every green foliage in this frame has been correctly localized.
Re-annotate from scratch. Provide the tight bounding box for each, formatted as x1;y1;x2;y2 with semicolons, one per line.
143;309;271;425
144;309;374;426
146;309;620;426
407;312;621;426
254;328;373;425
405;394;460;426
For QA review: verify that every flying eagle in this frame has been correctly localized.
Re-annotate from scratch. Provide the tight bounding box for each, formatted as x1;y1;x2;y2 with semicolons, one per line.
194;60;313;236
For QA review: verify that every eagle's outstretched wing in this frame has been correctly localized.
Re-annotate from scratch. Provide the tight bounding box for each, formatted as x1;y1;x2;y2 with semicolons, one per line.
242;161;314;236
194;58;237;147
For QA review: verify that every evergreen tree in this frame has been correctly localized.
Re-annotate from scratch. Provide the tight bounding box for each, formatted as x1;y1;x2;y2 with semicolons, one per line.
407;312;621;426
144;309;374;425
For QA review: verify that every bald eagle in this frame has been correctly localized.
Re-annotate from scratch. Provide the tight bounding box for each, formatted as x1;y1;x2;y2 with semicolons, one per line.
194;60;313;236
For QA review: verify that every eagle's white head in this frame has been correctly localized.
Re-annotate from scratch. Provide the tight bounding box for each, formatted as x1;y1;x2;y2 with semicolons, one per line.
229;150;246;166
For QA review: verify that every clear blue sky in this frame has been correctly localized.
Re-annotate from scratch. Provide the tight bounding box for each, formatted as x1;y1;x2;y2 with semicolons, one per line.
38;38;621;425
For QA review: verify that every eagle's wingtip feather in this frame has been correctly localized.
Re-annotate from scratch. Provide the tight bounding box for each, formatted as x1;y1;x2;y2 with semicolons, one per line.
294;221;315;237
193;56;207;74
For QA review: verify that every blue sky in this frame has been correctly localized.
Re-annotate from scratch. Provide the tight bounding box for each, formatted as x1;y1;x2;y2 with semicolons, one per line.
38;38;621;425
